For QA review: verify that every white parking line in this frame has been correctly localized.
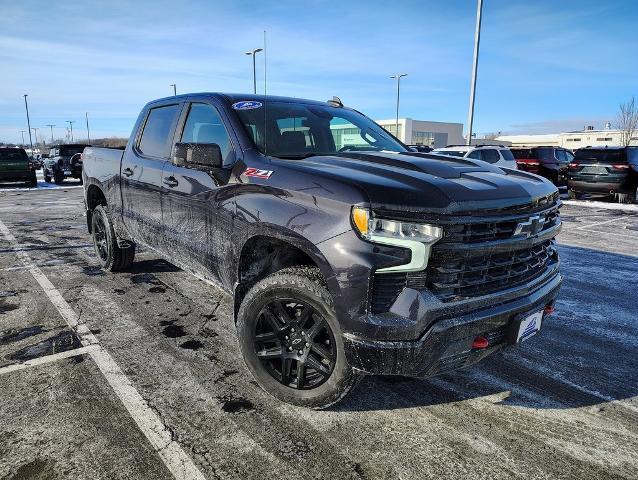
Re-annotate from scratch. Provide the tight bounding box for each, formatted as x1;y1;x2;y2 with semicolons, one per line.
0;345;100;376
573;216;633;230
0;218;206;480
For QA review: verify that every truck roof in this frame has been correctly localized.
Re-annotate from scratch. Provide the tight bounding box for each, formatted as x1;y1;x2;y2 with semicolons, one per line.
149;92;333;107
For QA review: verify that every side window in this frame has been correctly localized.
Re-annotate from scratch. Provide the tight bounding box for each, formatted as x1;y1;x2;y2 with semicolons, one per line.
555;150;567;163
467;150;483;160
138;104;181;158
181;103;232;163
481;149;500;163
565;151;574;162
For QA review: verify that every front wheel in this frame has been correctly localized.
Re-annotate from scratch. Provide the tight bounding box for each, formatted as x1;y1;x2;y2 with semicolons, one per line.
236;266;361;409
53;170;64;184
28;172;37;187
91;205;136;271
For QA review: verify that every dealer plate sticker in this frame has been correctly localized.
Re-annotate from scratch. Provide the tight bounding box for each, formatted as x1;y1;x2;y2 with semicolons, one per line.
232;101;263;110
517;310;543;343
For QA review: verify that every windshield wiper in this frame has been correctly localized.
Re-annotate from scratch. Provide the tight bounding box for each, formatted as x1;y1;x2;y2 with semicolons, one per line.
272;153;327;160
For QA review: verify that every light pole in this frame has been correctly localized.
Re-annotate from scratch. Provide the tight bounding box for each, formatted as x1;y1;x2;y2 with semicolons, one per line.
23;95;34;157
170;84;176;96
31;127;40;147
85;112;91;144
46;124;56;144
245;48;263;94
20;130;25;147
67;120;75;142
466;0;483;145
390;74;408;141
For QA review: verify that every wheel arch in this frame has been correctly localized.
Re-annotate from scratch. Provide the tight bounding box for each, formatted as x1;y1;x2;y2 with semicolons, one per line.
85;184;107;233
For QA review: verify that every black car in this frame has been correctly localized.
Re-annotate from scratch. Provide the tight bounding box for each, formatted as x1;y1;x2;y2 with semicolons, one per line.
0;148;37;187
407;144;433;153
43;144;89;184
568;146;638;203
511;147;573;186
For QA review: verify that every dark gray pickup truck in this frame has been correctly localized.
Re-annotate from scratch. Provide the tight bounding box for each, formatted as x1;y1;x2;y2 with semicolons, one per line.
83;93;562;408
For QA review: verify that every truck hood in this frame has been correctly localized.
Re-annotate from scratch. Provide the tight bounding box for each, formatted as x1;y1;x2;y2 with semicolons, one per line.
275;151;558;213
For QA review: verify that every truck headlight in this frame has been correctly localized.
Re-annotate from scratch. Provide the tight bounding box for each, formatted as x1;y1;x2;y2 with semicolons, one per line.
351;206;443;273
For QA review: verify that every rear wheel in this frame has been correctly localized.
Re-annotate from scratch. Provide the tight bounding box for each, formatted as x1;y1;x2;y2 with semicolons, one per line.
91;205;136;271
568;190;579;199
53;170;64;184
43;169;51;183
237;266;360;409
28;172;37;187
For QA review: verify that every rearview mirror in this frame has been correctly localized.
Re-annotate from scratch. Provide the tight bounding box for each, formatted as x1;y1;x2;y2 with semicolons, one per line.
173;142;222;169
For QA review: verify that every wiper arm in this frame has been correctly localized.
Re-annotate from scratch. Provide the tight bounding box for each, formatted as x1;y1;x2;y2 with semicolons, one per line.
273;152;326;160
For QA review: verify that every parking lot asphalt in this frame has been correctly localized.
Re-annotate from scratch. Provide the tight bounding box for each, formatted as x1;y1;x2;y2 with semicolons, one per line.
0;187;637;480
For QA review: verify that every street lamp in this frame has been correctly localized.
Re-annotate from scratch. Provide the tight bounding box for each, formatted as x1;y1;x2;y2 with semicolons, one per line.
390;74;408;141
245;48;263;94
85;113;91;144
46;124;56;144
31;127;39;147
67;120;75;142
170;84;176;96
466;0;483;145
20;130;25;147
23;95;34;157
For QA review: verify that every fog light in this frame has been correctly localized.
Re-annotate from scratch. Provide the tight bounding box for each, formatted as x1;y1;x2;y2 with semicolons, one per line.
472;336;489;350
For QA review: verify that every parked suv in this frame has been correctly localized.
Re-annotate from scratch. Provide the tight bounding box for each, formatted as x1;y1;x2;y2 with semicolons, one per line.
568;146;638;203
43;144;89;184
432;145;517;169
511;147;573;186
0;148;37;187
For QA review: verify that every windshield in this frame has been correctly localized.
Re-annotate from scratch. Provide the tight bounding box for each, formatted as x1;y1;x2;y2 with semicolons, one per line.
232;101;407;158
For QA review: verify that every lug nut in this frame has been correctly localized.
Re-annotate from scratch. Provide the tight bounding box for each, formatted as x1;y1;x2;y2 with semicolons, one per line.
291;328;295;332
301;331;305;335
288;346;293;351
305;342;310;347
284;335;289;340
298;350;303;355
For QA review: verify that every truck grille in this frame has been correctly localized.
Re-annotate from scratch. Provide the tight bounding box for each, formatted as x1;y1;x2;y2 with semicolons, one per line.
368;197;561;312
426;241;557;302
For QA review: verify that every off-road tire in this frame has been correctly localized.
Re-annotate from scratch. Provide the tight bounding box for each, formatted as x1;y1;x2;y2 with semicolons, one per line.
91;205;136;271
53;170;64;185
237;266;361;409
43;171;51;183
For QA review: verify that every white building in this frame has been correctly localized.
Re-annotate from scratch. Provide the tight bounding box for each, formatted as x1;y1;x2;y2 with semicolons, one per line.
376;118;464;148
495;126;638;148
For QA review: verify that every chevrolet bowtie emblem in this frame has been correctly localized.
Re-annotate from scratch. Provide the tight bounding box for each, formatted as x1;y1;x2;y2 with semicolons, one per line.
514;214;546;238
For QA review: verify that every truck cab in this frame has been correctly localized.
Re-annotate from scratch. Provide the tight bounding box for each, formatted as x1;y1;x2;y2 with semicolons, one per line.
83;93;562;408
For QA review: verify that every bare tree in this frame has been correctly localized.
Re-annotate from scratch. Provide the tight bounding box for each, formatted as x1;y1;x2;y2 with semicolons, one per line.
616;97;638;146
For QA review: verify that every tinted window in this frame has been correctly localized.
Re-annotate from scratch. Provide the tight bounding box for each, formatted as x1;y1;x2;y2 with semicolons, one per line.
510;148;533;159
565;150;574;162
467;150;482;160
500;149;515;161
138;105;181;158
181;103;232;163
481;149;500;163
0;149;28;162
60;145;88;156
574;149;626;164
536;148;553;161
437;150;468;157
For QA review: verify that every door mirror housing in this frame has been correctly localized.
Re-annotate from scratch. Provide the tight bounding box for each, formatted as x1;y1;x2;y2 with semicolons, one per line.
173;142;223;168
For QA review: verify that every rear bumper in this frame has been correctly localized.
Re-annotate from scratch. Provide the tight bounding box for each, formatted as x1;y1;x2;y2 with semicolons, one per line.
568;178;629;194
0;171;33;181
343;269;562;376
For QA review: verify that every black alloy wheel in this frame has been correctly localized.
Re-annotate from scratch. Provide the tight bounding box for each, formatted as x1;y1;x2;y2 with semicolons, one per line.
92;210;109;262
253;299;337;390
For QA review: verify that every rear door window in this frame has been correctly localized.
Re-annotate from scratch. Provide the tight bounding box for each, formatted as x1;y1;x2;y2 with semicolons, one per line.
500;149;515;161
467;150;483;160
574;149;626;164
138;104;181;158
481;149;500;163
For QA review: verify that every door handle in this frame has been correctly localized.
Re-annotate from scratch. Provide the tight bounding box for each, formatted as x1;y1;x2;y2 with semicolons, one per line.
163;176;179;188
122;167;134;177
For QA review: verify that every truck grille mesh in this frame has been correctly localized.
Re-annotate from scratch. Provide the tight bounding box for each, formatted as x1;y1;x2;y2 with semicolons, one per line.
368;198;561;312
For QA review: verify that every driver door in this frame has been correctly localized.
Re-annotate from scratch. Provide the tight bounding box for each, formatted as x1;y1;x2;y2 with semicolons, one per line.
161;101;237;286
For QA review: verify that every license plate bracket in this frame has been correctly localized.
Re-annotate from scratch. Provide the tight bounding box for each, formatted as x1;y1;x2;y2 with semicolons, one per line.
507;310;543;344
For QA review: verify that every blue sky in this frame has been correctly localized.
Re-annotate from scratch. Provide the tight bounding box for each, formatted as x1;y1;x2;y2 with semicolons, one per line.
1;0;636;144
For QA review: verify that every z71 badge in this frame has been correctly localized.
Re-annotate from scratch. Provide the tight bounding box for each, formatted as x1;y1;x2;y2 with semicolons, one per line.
244;167;274;179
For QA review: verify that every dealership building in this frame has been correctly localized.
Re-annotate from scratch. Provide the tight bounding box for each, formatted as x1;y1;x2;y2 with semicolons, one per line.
495;125;638;148
330;118;464;150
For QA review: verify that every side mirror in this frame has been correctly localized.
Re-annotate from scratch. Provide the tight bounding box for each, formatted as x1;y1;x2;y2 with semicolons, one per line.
173;142;223;168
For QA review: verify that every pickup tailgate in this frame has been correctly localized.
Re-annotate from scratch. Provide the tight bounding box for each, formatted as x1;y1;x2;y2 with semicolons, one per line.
82;147;125;179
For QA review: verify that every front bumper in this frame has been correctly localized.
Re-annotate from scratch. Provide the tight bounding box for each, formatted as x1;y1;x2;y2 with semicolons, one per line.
344;269;562;376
